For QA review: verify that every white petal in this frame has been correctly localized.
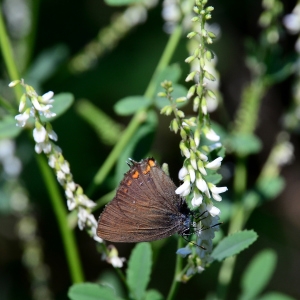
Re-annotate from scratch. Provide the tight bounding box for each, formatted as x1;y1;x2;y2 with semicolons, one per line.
196;178;208;193
191;192;203;207
175;180;190;195
34;143;43;154
212;193;222;201
210;186;228;194
42;91;54;102
207;204;220;217
205;128;220;141
205;157;223;170
189;167;195;183
33;126;47;143
48;130;58;141
178;167;188;180
176;247;192;257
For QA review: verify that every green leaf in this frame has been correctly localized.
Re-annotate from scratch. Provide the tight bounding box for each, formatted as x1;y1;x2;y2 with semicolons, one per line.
258;292;296;300
114;96;151;116
145;289;164;300
256;176;285;200
127;242;152;300
104;0;142;6
0;116;22;139
226;133;262;156
40;93;74;122
76;99;123;146
68;283;124;300
155;64;182;86
240;249;277;300
211;230;258;262
204;173;222;185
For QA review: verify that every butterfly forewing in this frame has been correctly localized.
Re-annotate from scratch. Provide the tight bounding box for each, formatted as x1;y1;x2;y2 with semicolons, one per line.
97;158;190;243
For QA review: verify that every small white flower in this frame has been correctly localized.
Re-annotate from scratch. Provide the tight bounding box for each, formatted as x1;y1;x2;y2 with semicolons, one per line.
48;155;56;168
178;166;188;180
209;185;228;194
15;110;30;127
198;152;208;161
44;110;56;118
110;256;125;268
67;199;76;210
57;170;66;181
48;129;58;141
67;181;76;191
93;235;103;243
283;12;300;34
41;91;54;103
35;141;52;154
206;203;220;217
188;166;195;183
205;128;220;141
65;189;73;199
196;177;208;194
175;179;190;195
33;126;47;143
191;191;203;207
205;157;223;170
61;161;70;174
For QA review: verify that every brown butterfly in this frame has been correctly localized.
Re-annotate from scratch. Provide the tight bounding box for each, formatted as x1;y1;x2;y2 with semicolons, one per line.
97;158;191;243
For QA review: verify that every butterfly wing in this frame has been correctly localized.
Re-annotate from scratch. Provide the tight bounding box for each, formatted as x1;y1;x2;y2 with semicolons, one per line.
97;158;187;242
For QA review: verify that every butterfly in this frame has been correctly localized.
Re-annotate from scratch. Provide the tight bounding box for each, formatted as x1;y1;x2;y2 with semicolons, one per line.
97;158;191;243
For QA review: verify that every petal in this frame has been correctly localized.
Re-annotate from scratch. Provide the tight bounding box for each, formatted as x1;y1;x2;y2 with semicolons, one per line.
178;167;188;180
175;180;190;195
33;126;47;143
205;157;223;170
205;128;220;141
210;186;228;194
207;204;220;217
42;91;54;102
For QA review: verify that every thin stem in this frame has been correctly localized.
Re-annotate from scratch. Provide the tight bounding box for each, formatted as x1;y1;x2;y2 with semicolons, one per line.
0;7;23;101
166;237;183;300
86;25;183;196
36;154;84;283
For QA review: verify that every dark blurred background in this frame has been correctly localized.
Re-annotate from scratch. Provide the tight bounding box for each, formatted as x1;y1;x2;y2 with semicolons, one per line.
0;0;300;299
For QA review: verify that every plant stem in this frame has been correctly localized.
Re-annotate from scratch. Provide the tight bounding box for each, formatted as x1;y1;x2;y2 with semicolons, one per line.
36;155;84;283
0;7;23;101
87;25;183;196
166;237;183;300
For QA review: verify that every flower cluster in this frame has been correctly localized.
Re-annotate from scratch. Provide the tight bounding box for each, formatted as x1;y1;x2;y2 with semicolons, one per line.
10;80;102;244
159;0;226;278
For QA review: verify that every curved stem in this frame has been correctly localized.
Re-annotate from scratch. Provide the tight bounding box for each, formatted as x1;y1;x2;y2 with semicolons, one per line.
0;7;22;101
36;155;84;283
87;25;183;196
166;237;183;300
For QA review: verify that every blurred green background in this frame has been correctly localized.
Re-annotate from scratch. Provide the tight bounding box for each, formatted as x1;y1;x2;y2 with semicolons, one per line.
0;0;299;299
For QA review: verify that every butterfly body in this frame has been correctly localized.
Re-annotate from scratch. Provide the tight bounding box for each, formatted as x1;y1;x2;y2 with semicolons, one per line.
97;158;191;243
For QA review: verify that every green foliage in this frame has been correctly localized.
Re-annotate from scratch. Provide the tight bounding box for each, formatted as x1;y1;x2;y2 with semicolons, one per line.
144;290;164;300
40;93;74;122
76;99;123;146
239;249;277;300
114;96;151;116
211;230;258;262
257;293;296;300
226;133;262;156
68;283;124;300
256;176;285;200
0;115;22;139
127;242;152;300
104;0;142;6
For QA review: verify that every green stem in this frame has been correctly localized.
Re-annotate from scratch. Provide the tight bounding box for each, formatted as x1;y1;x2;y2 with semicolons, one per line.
216;156;247;299
0;7;23;101
87;25;183;196
36;155;84;283
166;237;183;300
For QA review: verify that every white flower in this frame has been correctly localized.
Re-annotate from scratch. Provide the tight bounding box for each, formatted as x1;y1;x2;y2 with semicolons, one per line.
35;141;52;154
283;12;300;34
67;199;76;210
44;110;56;118
15;110;30;127
47;129;58;141
191;191;203;207
175;179;190;195
196;177;209;197
205;128;220;141
67;181;76;191
206;203;220;217
61;161;70;174
188;166;195;183
65;188;73;199
110;256;125;268
41;91;54;103
48;155;56;168
178;166;188;180
32;97;52;112
205;157;223;170
33;126;47;143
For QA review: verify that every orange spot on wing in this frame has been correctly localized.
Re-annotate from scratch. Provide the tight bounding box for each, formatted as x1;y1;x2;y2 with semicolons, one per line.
132;170;139;179
126;179;132;186
148;159;156;167
143;164;151;174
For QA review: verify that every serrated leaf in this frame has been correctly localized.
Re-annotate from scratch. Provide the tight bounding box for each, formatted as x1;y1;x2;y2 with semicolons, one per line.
68;283;124;300
127;242;152;300
0;116;22;139
40;93;74;122
226;133;262;155
211;230;258;261
114;96;151;116
145;289;164;300
104;0;142;6
256;176;285;200
240;249;277;300
258;292;296;300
